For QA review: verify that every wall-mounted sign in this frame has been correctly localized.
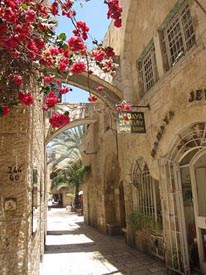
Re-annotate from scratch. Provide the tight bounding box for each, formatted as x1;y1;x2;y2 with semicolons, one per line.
117;112;146;133
4;198;17;211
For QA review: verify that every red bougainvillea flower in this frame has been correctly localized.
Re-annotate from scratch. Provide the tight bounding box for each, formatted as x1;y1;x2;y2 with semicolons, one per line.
44;76;54;83
2;105;10;116
96;86;104;92
51;2;59;16
25;10;36;23
114;18;122;28
58;61;68;73
73;21;90;40
45;91;58;108
0;0;123;116
123;114;129;121
116;106;122;113
121;101;131;111
104;46;115;58
123;104;131;111
88;70;93;75
106;0;122;28
68;36;86;52
56;79;61;85
88;95;97;102
49;113;70;128
49;46;59;55
18;92;34;106
12;74;22;85
92;49;106;62
70;62;86;74
58;87;70;94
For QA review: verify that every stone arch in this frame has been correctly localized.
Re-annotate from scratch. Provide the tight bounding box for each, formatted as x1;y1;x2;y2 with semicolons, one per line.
119;0;141;102
46;118;96;144
164;121;206;162
161;121;206;162
54;71;123;108
45;72;123;143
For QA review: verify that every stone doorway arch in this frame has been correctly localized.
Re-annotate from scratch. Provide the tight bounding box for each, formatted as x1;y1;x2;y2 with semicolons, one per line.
159;122;206;274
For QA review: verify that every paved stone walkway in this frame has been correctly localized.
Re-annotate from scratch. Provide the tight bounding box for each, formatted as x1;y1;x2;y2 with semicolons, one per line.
40;209;167;275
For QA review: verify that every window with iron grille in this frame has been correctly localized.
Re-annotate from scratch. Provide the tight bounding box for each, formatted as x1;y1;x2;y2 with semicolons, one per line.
138;43;158;94
161;3;195;70
132;160;159;221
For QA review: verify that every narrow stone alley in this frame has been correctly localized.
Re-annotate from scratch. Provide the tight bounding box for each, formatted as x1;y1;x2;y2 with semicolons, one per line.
40;209;167;275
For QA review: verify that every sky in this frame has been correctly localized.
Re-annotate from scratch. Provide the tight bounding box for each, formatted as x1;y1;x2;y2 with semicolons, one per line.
56;0;111;103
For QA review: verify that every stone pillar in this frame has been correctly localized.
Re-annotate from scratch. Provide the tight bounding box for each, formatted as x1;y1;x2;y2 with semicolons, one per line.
0;107;32;275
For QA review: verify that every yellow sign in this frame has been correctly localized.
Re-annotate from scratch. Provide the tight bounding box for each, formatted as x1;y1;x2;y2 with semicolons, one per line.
117;112;146;133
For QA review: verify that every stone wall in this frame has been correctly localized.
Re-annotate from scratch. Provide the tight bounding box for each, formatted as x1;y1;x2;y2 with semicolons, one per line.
81;105;123;233
99;0;206;262
0;87;46;275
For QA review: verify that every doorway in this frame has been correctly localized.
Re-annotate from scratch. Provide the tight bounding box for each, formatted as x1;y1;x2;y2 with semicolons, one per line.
188;150;206;274
179;148;206;274
159;122;206;274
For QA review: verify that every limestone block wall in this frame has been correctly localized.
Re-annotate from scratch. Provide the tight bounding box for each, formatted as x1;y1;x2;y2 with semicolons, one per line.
113;0;206;252
82;105;122;232
0;88;45;275
114;0;206;175
0;106;32;275
28;90;46;275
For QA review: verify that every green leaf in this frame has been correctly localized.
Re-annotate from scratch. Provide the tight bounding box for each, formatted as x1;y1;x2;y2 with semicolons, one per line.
58;33;67;41
21;3;28;10
62;43;69;50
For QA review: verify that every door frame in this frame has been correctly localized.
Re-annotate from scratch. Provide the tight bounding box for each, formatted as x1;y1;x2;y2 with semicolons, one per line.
189;148;206;274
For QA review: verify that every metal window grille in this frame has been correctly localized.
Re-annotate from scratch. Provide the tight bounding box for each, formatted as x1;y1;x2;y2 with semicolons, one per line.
138;44;158;94
162;3;195;69
132;161;157;220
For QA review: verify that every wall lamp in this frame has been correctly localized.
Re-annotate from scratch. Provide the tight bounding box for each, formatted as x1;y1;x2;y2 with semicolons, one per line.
83;150;97;155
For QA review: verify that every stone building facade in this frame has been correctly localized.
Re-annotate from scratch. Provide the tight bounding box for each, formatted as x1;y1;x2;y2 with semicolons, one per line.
82;0;206;274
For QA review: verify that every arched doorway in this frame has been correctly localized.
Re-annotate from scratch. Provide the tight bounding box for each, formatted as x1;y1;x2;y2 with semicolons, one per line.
159;122;206;274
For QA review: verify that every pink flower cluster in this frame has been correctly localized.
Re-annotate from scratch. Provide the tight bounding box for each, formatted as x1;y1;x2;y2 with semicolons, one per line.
49;113;70;128
18;92;34;106
0;0;123;128
116;101;131;113
73;21;90;40
105;0;122;28
88;95;97;102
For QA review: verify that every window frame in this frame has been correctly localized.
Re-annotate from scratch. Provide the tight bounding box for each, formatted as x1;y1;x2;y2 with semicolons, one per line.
132;160;158;222
137;41;158;95
161;2;196;70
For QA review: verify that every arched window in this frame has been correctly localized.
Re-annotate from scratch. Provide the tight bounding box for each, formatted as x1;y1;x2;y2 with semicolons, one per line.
132;158;161;221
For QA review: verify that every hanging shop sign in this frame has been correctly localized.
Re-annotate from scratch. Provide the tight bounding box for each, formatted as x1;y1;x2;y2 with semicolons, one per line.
117;112;146;133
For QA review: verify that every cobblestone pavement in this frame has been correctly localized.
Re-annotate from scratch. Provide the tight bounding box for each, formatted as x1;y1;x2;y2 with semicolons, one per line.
40;209;167;275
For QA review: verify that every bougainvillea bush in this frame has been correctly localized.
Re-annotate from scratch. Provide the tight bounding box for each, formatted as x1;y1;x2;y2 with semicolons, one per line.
0;0;127;127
